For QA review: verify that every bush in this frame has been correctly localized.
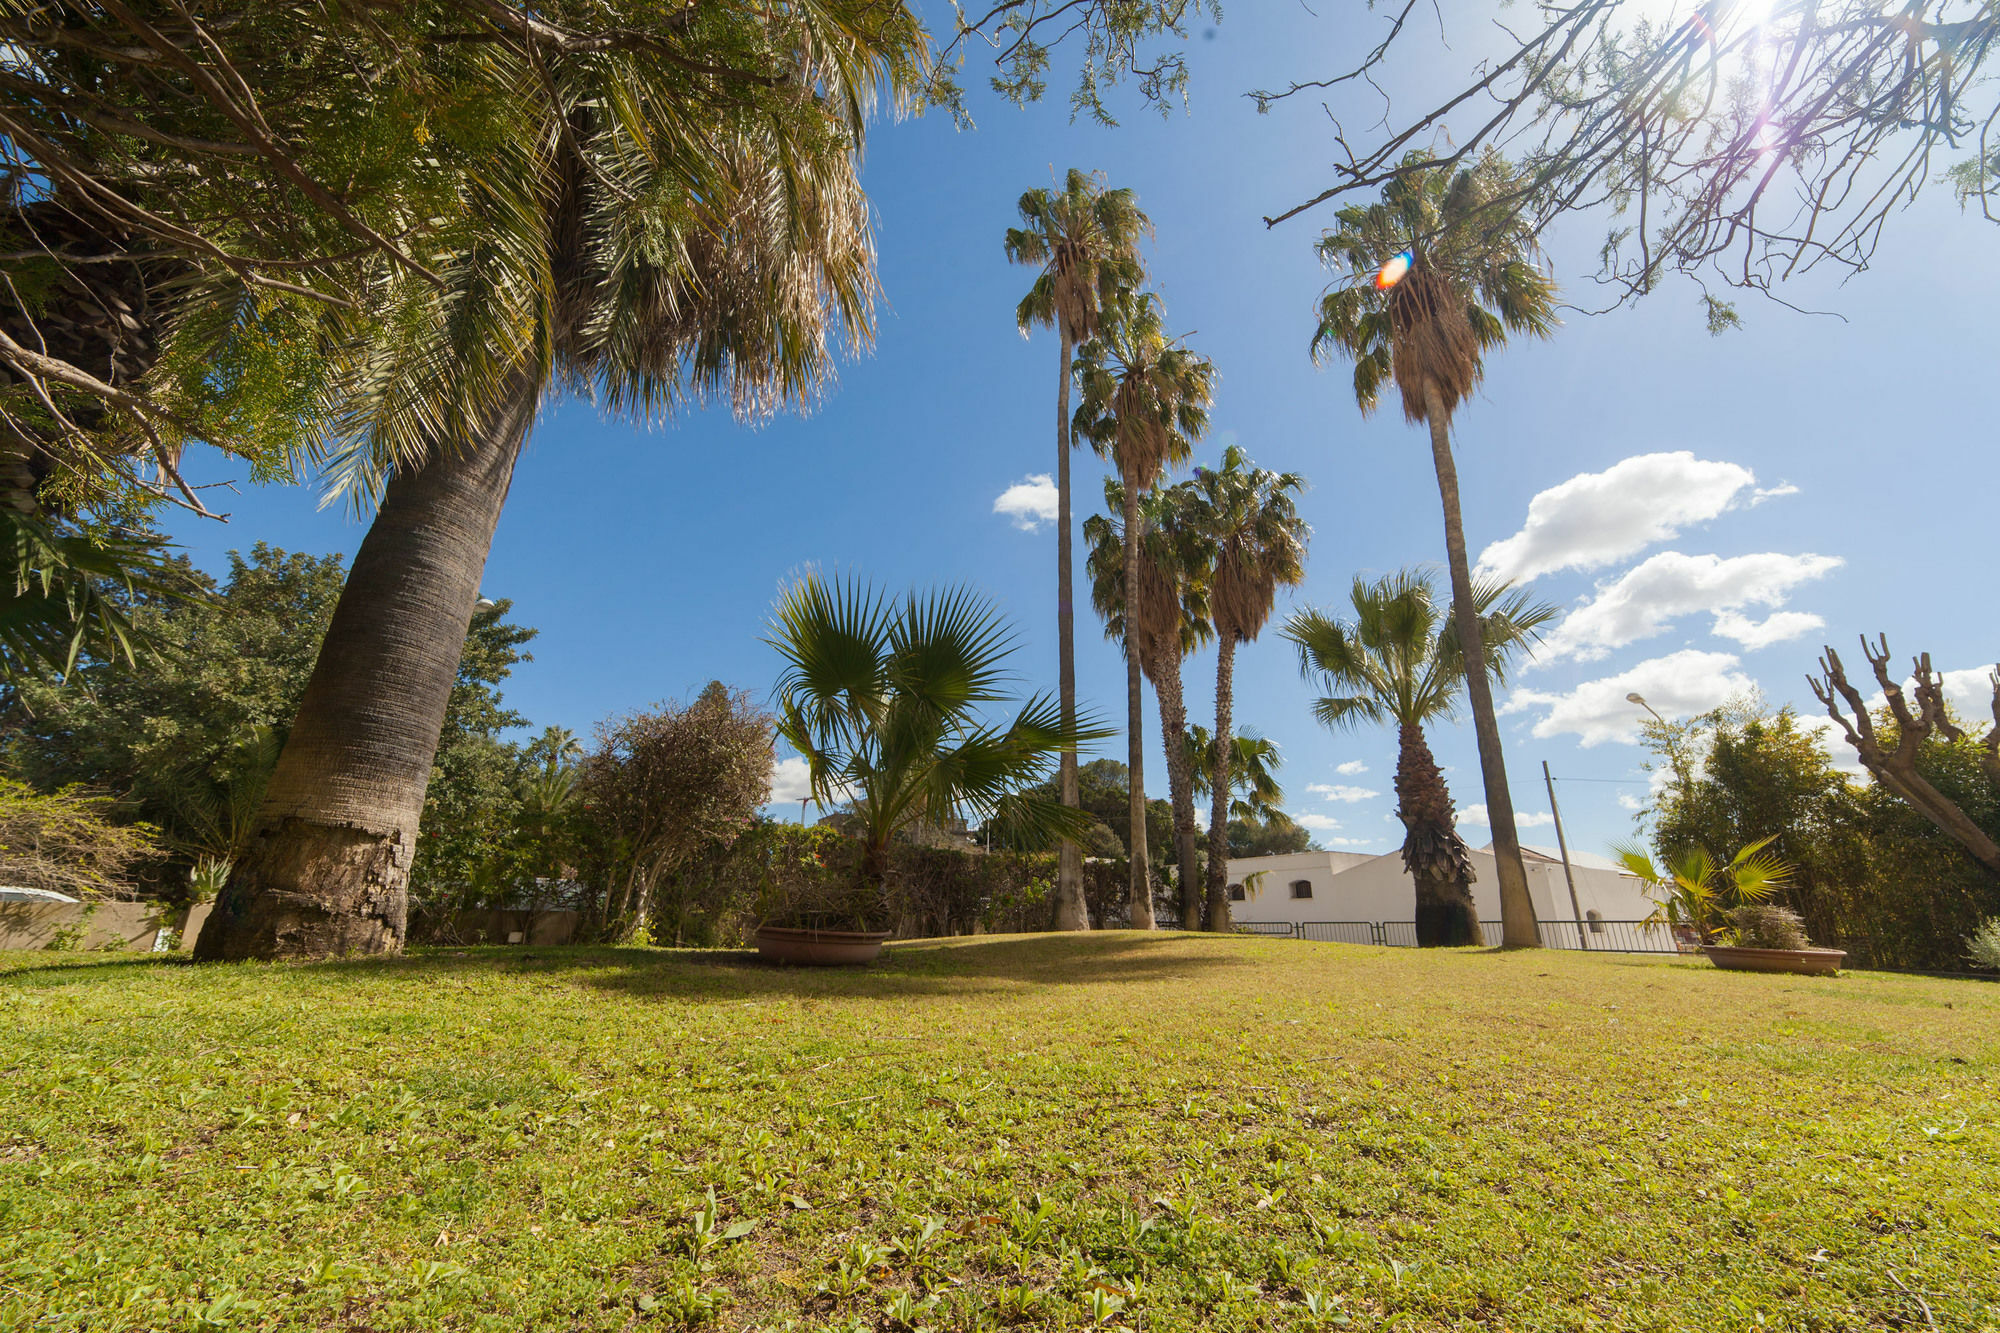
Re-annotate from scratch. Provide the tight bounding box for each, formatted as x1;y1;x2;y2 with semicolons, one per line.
0;778;160;899
1967;918;2000;971
1728;904;1810;951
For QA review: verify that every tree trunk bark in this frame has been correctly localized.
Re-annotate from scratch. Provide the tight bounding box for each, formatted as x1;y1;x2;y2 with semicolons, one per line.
1120;479;1154;929
1395;721;1482;947
1424;385;1538;949
1204;635;1237;932
1148;652;1201;929
194;367;540;961
1052;329;1088;930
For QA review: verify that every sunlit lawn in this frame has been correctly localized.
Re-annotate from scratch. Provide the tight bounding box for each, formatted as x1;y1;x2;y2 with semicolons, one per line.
3;933;1997;1331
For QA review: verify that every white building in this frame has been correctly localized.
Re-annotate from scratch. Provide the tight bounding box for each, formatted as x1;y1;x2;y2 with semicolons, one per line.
1224;843;1661;946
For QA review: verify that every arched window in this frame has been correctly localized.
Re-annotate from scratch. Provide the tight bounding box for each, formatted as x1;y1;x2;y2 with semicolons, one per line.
1290;879;1314;900
1227;883;1246;902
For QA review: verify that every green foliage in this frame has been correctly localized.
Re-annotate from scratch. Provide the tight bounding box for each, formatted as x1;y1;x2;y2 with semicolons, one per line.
1225;813;1314;858
1614;837;1790;943
0;777;160;899
992;759;1176;866
1641;696;2000;969
3;544;346;858
769;576;1109;907
0;512;194;687
575;685;774;939
1727;904;1811;951
1968;918;2000;971
7;939;2000;1329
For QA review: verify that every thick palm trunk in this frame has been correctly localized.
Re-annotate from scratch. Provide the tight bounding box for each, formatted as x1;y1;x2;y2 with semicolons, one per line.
1424;387;1537;948
1395;721;1482;947
1120;482;1154;929
1203;636;1237;932
194;369;540;961
1148;653;1201;928
1052;330;1088;930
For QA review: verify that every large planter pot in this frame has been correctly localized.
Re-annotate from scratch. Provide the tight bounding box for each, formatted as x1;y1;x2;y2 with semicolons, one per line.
1700;944;1846;976
754;925;891;966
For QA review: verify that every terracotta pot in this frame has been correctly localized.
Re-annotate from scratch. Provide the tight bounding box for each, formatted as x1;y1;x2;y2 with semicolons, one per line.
754;925;891;966
1700;944;1846;976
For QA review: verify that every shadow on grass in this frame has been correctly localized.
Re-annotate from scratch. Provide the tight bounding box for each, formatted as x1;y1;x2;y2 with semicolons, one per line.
0;952;196;984
0;931;1258;1002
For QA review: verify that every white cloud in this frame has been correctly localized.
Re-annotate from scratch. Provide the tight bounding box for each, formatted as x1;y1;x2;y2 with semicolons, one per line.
1751;483;1799;505
1334;760;1369;776
1711;609;1827;652
1537;551;1841;661
1457;803;1555;829
1325;837;1382;849
1306;782;1380;803
993;473;1059;531
768;756;853;807
1503;650;1757;747
1294;813;1343;832
1616;791;1645;811
1476;452;1757;583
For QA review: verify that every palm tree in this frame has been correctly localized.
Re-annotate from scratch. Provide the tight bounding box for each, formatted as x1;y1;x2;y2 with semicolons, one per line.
1284;570;1555;946
769;574;1106;907
195;7;929;961
1192;446;1308;931
1310;149;1559;950
1006;171;1151;932
1188;726;1285;823
1073;292;1213;929
1084;478;1214;926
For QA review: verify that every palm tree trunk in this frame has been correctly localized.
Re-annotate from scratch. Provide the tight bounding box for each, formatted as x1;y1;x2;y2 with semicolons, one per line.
1148;653;1201;928
1053;329;1088;930
1395;721;1482;947
193;367;541;961
1120;479;1154;929
1204;635;1237;932
1423;385;1538;949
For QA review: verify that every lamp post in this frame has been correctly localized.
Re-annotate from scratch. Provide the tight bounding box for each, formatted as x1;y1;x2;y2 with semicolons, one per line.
1627;692;1692;805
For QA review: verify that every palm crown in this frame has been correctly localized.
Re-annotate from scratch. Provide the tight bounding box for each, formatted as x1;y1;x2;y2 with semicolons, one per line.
768;575;1107;884
1188;726;1284;822
1006;170;1151;346
320;1;929;498
1072;292;1215;493
1193;445;1308;645
1310;151;1558;426
1284;570;1556;734
1083;478;1215;671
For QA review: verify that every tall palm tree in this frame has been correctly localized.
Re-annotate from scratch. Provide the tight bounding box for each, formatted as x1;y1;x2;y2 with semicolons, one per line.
1310;149;1559;950
1187;726;1285;823
1084;478;1214;927
1193;446;1308;931
769;575;1105;903
1284;570;1555;946
1073;292;1213;929
196;6;929;961
1005;171;1151;932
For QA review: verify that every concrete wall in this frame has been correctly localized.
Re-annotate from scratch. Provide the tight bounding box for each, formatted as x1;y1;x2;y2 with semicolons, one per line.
0;900;183;951
1227;846;1656;930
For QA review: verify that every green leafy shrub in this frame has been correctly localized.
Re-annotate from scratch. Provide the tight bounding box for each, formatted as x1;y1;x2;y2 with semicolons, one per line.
1967;918;2000;971
1728;904;1810;951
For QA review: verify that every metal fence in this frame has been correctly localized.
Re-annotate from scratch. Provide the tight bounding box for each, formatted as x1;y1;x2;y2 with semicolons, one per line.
1221;917;1684;955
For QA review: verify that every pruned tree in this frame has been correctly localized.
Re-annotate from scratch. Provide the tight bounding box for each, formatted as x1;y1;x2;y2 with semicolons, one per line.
577;685;775;940
1809;636;2000;874
1255;0;2000;315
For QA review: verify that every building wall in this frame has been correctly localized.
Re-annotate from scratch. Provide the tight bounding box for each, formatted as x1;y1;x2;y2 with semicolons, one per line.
1226;847;1655;929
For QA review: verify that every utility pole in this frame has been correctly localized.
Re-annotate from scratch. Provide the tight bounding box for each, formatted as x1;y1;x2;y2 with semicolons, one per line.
1543;760;1588;949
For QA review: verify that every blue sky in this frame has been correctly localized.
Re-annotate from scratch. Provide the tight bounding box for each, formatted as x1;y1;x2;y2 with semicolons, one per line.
167;1;2000;864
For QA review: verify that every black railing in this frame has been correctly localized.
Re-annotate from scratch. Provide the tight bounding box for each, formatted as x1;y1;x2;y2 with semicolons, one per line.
1236;918;1685;954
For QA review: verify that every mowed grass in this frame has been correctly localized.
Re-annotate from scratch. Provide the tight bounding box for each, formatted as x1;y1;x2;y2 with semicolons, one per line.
3;935;1997;1332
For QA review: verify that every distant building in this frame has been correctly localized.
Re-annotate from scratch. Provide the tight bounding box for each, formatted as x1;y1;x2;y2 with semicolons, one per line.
1224;843;1654;935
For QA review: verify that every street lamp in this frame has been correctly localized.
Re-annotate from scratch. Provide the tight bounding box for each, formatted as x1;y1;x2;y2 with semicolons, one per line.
1627;692;1691;802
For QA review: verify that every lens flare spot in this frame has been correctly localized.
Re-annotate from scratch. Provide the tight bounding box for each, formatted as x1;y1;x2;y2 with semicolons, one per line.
1374;251;1413;290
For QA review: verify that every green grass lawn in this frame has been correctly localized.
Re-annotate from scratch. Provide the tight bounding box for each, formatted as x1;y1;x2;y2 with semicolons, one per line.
3;934;1997;1332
